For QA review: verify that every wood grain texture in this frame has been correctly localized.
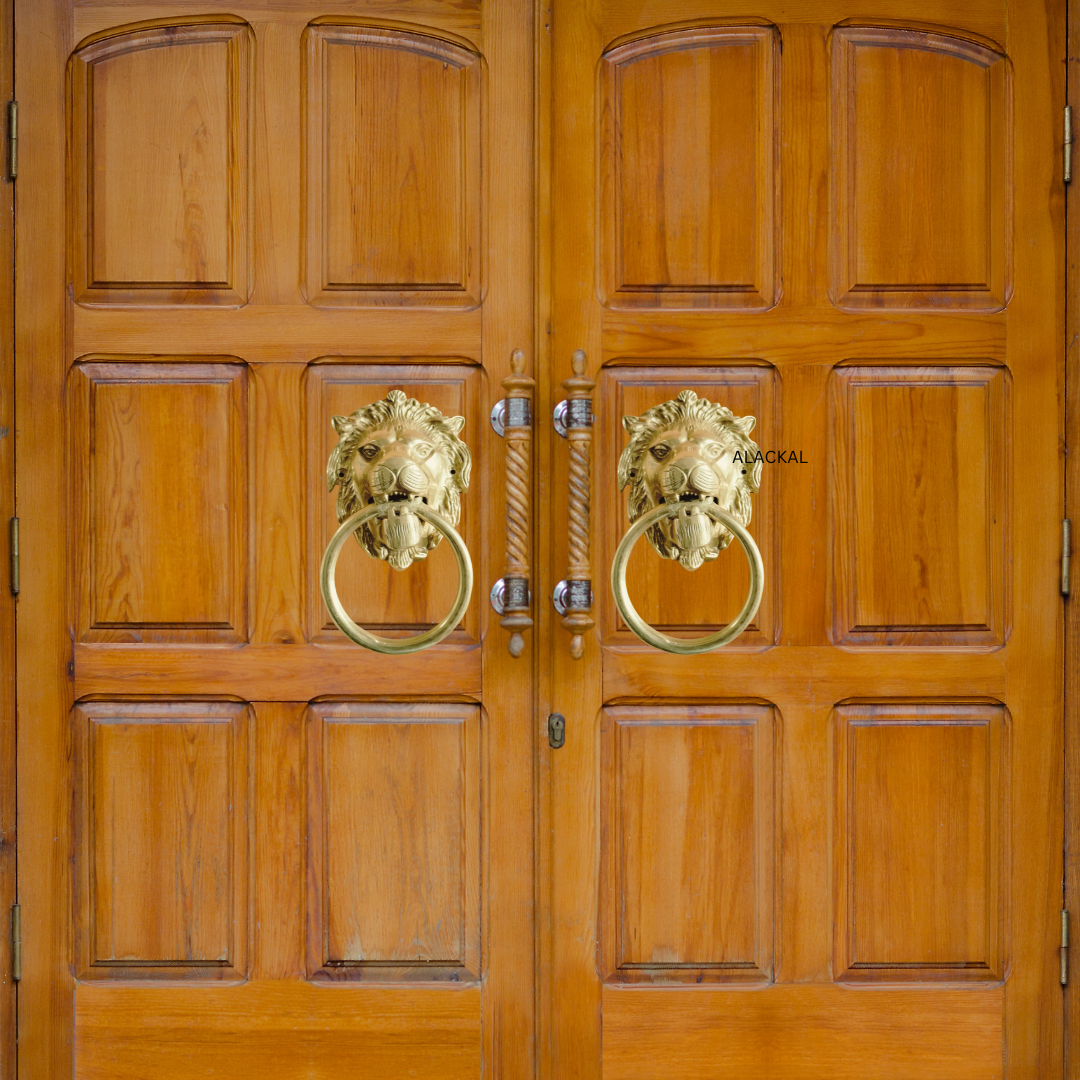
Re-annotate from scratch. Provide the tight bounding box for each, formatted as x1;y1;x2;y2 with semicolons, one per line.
601;984;1004;1080
73;701;249;980
71;19;252;305
306;702;480;981
598;363;778;646
303;24;481;307
74;982;481;1080
72;642;482;699
830;364;1007;646
69;360;248;643
831;27;1010;310
600;26;778;310
304;361;481;641
601;706;774;983
833;702;1006;982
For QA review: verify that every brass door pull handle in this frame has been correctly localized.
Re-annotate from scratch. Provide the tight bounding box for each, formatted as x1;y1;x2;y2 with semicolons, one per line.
555;349;595;659
613;391;764;654
321;391;474;654
495;349;535;657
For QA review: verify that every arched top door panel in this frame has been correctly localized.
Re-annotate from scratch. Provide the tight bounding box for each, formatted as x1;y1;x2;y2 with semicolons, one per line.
303;24;483;309
599;25;780;311
70;20;254;307
831;26;1011;310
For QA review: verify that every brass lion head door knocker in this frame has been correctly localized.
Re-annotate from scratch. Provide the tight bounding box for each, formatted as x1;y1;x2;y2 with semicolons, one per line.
320;390;474;654
612;390;765;654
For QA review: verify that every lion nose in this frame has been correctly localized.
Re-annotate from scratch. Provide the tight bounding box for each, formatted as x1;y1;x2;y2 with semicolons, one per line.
661;460;721;497
369;458;428;495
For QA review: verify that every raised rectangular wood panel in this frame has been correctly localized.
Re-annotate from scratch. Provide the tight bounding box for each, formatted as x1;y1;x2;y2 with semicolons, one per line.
303;24;482;307
833;702;1006;982
601;706;774;983
306;703;480;980
71;20;252;305
831;28;1010;309
601;984;1003;1080
70;360;248;643
74;701;249;980
74;982;482;1080
599;365;777;646
830;364;1007;646
600;26;778;309
305;362;480;640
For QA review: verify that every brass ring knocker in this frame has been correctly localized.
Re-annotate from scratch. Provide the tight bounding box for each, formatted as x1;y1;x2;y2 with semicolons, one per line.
611;502;763;655
321;502;473;655
320;390;474;655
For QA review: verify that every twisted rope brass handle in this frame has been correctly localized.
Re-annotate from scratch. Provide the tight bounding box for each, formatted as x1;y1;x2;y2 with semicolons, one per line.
561;349;594;659
321;502;473;655
500;349;534;657
611;502;763;655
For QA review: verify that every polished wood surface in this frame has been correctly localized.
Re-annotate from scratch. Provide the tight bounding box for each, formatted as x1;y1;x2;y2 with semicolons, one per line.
549;1;1063;1079
19;1;533;1077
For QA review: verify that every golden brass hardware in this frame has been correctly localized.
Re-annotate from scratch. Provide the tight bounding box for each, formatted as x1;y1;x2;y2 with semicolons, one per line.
1062;909;1070;986
498;349;535;657
321;391;473;654
613;391;764;653
559;349;595;659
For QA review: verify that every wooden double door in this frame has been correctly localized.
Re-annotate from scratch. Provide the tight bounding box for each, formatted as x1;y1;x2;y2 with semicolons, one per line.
15;0;1064;1077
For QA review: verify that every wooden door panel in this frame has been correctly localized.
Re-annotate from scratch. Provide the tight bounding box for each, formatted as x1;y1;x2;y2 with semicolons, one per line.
600;984;1004;1080
74;983;482;1080
69;359;249;644
303;24;482;308
73;701;249;980
831;28;1010;310
551;0;1060;1076
71;20;252;306
600;705;775;984
832;702;1006;982
21;1;534;1077
306;703;480;981
599;26;778;310
304;361;481;639
830;363;1008;646
598;364;777;645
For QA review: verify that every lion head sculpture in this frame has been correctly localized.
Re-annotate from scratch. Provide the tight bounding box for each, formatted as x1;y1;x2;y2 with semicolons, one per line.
327;390;472;571
618;390;761;571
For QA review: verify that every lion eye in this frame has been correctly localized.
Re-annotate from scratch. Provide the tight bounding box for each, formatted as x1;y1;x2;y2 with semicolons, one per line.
649;445;671;462
703;444;722;459
413;442;433;459
358;444;380;462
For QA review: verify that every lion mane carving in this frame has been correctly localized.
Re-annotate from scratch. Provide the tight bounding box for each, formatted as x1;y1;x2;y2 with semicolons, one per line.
617;390;761;571
327;390;472;571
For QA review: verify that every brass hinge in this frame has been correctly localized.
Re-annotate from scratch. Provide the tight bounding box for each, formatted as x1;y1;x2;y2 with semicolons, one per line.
1062;909;1070;986
7;101;16;182
9;517;18;596
1066;105;1073;184
1063;519;1071;596
11;904;19;982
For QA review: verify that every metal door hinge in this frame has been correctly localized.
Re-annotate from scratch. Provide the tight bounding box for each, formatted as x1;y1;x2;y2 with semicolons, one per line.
1066;105;1073;183
1063;519;1071;596
548;713;566;749
11;904;20;982
9;517;18;596
1058;907;1067;984
7;101;16;181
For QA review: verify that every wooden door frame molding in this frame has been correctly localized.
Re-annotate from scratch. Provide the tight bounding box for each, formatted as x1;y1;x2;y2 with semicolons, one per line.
0;0;13;1076
1066;2;1079;1074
